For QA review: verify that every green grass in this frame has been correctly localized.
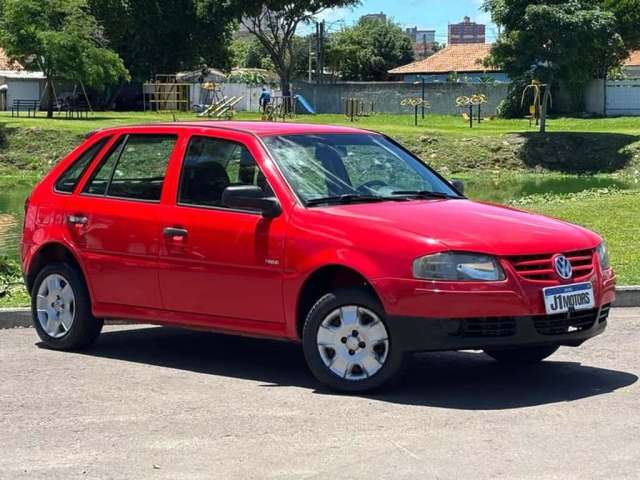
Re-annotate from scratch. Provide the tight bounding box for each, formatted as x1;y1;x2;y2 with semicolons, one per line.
524;190;640;285
0;111;638;307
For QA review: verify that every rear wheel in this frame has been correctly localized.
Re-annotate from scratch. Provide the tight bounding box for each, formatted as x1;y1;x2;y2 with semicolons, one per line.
484;345;559;364
31;262;102;350
302;288;405;393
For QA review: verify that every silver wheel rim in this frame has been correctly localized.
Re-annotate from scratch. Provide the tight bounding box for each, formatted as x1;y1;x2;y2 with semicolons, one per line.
36;274;76;339
316;305;389;381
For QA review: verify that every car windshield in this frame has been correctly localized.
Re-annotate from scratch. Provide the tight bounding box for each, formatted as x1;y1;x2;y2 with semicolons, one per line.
262;133;461;205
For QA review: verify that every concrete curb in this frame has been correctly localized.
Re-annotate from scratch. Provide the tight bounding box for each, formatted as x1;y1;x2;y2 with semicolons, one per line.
2;286;638;330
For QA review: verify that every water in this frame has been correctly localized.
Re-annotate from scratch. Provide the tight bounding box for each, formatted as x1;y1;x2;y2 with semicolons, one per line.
0;177;637;261
0;184;30;261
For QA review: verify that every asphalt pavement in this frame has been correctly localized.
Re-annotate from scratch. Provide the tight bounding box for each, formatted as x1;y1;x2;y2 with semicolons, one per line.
1;308;638;479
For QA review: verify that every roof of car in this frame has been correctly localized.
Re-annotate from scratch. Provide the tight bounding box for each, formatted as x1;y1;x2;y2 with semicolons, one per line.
95;121;372;137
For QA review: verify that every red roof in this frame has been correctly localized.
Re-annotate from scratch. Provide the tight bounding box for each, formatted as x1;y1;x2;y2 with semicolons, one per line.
624;51;640;67
389;43;498;75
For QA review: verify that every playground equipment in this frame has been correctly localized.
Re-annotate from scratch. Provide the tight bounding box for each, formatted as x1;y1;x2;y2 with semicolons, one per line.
400;97;431;126
295;94;316;114
456;94;488;128
199;95;243;119
344;97;375;122
143;75;191;112
263;96;295;122
521;80;552;129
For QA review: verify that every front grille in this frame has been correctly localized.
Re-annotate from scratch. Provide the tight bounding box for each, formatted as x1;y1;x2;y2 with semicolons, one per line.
457;317;517;338
508;249;594;282
533;307;603;335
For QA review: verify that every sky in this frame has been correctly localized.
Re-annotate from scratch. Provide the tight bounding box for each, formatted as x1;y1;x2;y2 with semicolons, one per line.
300;0;498;43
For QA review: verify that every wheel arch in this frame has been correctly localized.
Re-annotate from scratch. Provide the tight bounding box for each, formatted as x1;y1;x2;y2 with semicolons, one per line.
295;264;382;339
26;242;88;295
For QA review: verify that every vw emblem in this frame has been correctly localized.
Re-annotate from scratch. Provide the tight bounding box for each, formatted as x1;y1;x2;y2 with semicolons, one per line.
553;254;573;280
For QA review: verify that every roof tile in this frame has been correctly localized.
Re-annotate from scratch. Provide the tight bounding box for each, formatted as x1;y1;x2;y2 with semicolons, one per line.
389;43;497;75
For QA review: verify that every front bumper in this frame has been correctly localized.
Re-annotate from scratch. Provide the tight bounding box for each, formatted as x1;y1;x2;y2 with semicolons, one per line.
388;304;610;352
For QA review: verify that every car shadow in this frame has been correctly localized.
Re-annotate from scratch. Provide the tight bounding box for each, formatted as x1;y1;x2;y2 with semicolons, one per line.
51;326;638;410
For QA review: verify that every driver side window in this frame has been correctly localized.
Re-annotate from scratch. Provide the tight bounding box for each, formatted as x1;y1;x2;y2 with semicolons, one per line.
178;136;272;208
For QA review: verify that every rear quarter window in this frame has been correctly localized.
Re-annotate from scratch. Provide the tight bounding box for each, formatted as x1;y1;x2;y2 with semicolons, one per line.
54;136;111;193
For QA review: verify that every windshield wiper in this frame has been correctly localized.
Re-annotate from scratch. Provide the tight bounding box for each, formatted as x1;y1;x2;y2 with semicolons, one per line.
390;190;461;199
306;194;394;206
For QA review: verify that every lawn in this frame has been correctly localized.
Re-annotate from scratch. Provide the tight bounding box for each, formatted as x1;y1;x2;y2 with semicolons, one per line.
0;111;638;307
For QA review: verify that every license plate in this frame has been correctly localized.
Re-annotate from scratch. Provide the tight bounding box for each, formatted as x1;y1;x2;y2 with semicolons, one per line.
543;282;595;315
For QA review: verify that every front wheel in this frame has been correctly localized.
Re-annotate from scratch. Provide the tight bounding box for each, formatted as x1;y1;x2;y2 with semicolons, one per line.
484;345;559;364
302;288;405;393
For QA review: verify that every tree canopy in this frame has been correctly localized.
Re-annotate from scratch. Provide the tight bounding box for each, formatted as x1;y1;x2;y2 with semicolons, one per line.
205;0;359;97
484;0;626;84
329;17;414;81
0;0;129;116
89;0;238;81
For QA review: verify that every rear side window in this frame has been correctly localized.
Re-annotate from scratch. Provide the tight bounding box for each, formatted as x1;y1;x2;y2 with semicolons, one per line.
54;137;111;193
83;134;176;201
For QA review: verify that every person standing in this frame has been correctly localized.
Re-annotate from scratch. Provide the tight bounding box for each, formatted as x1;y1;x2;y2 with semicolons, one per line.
259;86;271;116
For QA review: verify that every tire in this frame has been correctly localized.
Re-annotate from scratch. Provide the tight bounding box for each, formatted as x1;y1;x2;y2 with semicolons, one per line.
31;262;103;350
484;345;559;364
302;288;405;393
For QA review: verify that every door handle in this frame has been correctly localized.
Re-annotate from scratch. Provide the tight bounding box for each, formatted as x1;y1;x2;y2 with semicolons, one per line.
163;227;188;238
68;214;88;225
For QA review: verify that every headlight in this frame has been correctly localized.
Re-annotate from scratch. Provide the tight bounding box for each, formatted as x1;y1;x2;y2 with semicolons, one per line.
596;242;610;270
412;252;506;281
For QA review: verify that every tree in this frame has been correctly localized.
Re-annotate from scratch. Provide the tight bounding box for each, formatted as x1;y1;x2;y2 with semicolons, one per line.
603;0;640;51
89;0;238;81
199;0;359;98
329;17;414;81
484;0;627;130
0;0;129;117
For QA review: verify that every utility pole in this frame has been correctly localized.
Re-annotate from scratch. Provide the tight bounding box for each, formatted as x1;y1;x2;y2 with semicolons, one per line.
308;34;313;83
316;20;325;84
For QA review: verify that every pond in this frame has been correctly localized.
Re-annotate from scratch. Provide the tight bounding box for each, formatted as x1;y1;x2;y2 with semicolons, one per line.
0;176;637;262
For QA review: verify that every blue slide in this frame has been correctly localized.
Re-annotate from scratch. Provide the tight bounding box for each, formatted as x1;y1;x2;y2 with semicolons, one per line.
295;94;316;114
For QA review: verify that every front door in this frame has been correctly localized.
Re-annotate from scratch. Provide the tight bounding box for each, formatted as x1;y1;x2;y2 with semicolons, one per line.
69;132;178;309
158;134;286;325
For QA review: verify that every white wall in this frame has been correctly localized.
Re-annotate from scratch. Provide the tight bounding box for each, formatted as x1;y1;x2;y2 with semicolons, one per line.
4;78;42;108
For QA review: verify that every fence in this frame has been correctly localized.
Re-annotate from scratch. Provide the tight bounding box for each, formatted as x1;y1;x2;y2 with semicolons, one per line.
292;81;510;115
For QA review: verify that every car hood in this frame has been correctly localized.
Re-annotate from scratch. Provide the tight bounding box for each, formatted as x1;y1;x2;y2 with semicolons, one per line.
311;199;600;256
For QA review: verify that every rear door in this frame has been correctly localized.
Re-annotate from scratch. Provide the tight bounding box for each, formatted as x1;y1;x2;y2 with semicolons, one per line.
157;131;287;325
69;130;179;310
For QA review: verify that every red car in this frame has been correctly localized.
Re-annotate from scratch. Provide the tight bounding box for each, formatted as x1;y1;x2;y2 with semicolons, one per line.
21;121;616;392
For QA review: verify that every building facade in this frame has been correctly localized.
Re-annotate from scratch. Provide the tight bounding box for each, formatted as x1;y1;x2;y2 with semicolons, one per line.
448;16;485;44
360;12;387;22
405;27;437;60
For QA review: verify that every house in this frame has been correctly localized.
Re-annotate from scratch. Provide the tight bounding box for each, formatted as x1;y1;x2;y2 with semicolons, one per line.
0;49;46;110
388;43;509;83
623;50;640;77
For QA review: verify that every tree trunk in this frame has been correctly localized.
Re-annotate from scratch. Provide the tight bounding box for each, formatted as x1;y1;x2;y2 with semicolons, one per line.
46;80;55;119
279;74;291;113
539;85;551;134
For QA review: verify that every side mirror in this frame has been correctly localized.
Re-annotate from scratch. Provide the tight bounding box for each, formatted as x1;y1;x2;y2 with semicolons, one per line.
222;185;282;218
451;179;465;195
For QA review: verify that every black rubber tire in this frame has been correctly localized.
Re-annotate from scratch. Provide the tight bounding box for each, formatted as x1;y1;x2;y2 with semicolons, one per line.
302;288;405;393
484;345;559;364
31;262;103;350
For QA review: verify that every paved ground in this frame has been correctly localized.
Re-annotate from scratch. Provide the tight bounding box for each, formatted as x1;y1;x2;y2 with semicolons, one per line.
1;308;638;480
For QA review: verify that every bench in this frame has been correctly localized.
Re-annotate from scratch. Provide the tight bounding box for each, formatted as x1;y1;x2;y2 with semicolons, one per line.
64;100;90;119
11;99;40;117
